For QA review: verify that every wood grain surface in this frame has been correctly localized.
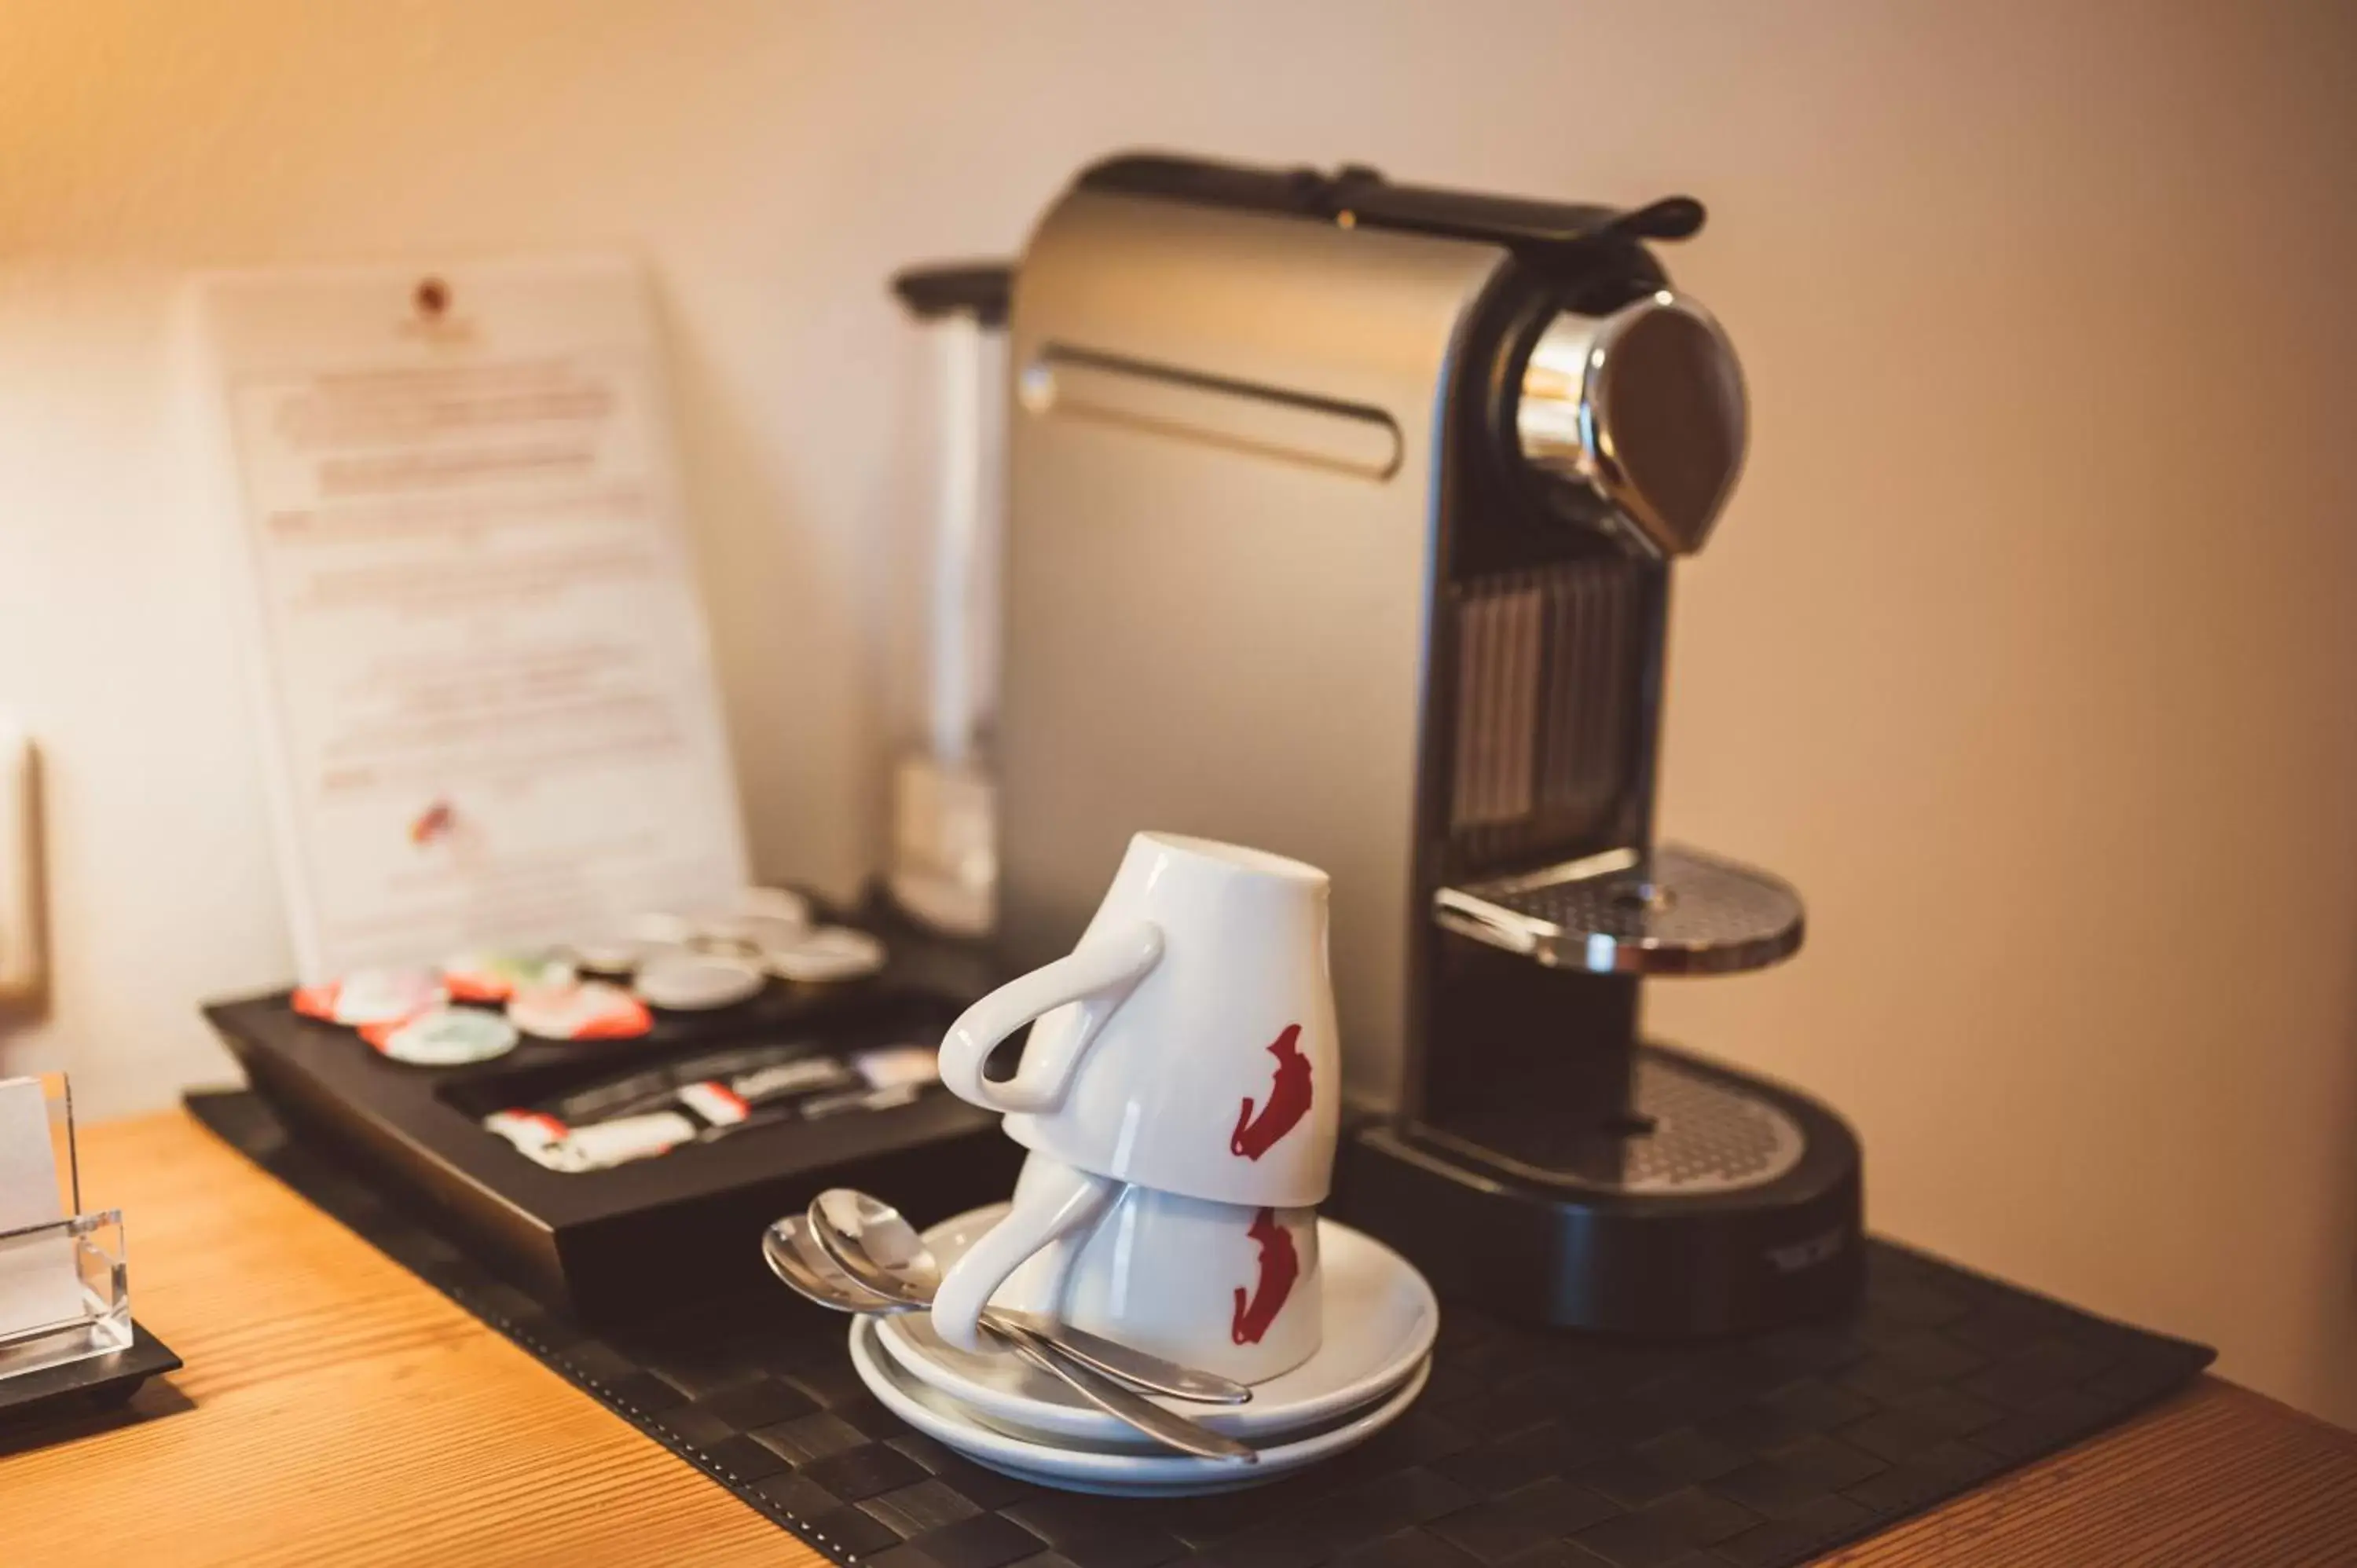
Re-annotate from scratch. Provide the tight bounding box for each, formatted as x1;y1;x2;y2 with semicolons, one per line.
0;1111;2350;1566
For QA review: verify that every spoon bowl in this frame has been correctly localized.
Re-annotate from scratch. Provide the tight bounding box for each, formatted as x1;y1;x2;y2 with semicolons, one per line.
808;1189;1251;1405
808;1191;937;1309
807;1189;1256;1463
763;1214;907;1313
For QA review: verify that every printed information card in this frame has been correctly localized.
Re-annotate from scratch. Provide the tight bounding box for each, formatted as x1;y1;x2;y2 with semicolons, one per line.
0;1077;79;1339
186;258;749;980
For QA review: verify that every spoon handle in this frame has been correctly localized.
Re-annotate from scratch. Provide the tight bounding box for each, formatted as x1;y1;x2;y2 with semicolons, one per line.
985;1309;1252;1405
797;1192;1251;1417
985;1317;1257;1464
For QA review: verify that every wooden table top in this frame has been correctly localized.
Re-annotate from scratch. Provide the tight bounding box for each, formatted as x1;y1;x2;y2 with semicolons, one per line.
2;1112;2352;1566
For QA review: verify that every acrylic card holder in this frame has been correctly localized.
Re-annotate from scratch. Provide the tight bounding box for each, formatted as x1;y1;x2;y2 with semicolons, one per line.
0;1075;132;1384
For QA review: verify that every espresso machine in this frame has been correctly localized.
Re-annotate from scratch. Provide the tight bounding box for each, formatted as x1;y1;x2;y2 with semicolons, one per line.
995;153;1863;1335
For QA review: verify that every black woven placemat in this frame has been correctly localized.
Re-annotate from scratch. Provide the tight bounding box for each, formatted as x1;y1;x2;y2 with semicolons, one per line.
188;1088;2210;1568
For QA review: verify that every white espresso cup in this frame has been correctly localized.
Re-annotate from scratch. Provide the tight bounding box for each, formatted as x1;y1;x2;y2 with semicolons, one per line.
930;1151;1322;1384
937;831;1340;1209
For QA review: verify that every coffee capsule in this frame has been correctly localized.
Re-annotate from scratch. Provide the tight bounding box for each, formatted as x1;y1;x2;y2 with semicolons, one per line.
559;943;655;980
629;910;698;946
442;950;574;1004
738;885;812;929
761;925;887;984
508;979;654;1042
291;968;447;1028
364;1007;519;1066
690;914;772;956
633;951;765;1012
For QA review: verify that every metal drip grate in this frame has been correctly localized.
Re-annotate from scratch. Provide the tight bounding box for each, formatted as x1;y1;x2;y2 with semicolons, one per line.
1609;1054;1808;1194
1437;843;1804;976
1424;1053;1808;1196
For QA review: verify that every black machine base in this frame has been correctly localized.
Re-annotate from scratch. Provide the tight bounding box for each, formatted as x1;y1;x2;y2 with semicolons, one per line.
1332;1044;1864;1337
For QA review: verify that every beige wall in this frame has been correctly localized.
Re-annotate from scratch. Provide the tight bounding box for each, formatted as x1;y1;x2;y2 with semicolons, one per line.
2;2;2352;1425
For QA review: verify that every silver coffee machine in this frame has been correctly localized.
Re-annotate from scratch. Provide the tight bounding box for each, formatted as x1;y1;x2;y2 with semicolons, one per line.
996;154;1862;1335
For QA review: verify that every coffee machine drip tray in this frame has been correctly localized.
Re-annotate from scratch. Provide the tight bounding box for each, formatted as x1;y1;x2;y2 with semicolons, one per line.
1418;1053;1806;1196
1336;1045;1864;1336
1435;844;1803;976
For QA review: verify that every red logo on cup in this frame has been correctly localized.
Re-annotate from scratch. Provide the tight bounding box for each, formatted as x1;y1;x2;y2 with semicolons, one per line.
1231;1207;1299;1345
1230;1024;1312;1161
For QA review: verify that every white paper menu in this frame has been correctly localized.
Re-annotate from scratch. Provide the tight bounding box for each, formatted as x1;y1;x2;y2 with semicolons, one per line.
187;257;750;981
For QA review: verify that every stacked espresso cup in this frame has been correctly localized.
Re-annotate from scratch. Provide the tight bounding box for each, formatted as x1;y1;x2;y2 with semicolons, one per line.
844;830;1439;1493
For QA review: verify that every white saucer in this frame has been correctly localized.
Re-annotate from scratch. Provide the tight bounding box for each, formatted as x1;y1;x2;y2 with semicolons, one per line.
874;1203;1439;1445
850;1314;1431;1497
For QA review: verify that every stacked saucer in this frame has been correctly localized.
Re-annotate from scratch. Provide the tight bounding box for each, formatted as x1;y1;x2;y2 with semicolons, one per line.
846;1202;1439;1497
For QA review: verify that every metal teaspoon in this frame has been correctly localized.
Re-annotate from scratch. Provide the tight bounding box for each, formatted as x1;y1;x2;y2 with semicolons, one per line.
764;1210;1248;1405
807;1190;1255;1464
814;1189;1249;1405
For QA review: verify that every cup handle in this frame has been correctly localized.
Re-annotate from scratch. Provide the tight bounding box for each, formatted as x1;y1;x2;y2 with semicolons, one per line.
929;1163;1117;1352
937;921;1163;1114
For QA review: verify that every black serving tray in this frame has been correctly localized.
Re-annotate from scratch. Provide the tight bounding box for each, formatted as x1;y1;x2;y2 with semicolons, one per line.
203;929;1023;1328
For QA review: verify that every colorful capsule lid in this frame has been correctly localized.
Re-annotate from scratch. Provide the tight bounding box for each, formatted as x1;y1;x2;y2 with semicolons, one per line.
628;911;698;947
362;1006;519;1067
290;968;448;1028
632;951;766;1012
442;950;575;1005
566;939;651;978
737;885;812;929
761;925;888;984
506;979;654;1042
